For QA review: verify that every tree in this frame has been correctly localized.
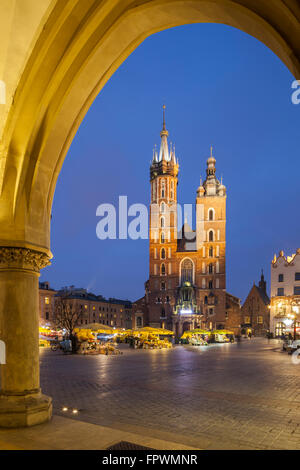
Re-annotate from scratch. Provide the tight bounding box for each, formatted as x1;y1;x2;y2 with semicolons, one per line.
54;298;83;335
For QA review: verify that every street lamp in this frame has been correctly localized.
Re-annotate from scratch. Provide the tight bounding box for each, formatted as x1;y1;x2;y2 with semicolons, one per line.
292;305;299;340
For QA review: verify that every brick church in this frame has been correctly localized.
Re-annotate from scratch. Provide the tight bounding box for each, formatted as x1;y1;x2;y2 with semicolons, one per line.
133;108;240;336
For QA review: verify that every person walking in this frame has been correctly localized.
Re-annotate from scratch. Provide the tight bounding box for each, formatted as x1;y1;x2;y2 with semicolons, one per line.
70;331;79;354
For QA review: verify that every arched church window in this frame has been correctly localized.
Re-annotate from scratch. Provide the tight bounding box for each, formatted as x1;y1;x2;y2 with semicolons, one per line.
208;280;213;289
161;232;165;243
208;263;213;274
161;248;166;259
161;180;165;198
136;316;142;327
160;217;165;228
209;246;213;257
180;258;194;284
170;180;174;199
161;263;166;275
161;202;165;213
209;209;214;221
208;230;214;242
161;281;166;291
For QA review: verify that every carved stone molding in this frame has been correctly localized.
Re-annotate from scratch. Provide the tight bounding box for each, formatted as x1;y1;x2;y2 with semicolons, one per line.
0;247;51;272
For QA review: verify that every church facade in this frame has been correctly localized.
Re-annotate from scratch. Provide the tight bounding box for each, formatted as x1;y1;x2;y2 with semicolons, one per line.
138;109;231;337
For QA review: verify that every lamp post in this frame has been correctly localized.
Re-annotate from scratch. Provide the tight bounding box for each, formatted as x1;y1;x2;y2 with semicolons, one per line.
292;305;299;340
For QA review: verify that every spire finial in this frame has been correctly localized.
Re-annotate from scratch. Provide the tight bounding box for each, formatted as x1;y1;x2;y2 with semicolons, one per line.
160;104;169;143
210;145;213;158
200;175;202;186
162;104;166;131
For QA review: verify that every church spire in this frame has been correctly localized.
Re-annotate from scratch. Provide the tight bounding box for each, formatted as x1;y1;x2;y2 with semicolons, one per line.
172;143;176;164
206;145;216;179
158;105;170;162
259;268;267;294
162;104;167;132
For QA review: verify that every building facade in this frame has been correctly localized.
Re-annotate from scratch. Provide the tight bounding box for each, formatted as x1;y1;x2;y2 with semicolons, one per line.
131;296;146;329
144;109;228;336
39;282;57;326
225;292;242;336
38;284;133;329
241;272;270;336
270;250;300;338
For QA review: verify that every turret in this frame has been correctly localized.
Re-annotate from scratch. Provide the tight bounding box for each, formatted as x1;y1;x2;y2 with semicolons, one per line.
150;106;179;181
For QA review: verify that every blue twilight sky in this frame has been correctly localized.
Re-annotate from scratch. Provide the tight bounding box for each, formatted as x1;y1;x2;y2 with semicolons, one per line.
40;23;300;303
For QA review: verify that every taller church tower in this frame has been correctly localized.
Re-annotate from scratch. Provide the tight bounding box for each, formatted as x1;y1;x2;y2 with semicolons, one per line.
148;106;179;328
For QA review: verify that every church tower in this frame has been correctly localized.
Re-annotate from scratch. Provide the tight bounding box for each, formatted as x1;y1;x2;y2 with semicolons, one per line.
148;106;179;328
195;147;227;329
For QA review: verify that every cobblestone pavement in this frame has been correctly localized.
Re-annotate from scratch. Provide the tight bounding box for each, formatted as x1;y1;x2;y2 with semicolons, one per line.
40;338;300;450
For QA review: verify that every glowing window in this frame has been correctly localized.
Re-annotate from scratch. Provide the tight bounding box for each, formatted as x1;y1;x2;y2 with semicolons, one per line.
181;259;193;284
209;209;214;221
161;180;165;198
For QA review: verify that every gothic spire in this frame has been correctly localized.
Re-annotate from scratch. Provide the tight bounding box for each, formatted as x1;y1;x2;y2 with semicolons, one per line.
158;105;170;162
172;143;176;164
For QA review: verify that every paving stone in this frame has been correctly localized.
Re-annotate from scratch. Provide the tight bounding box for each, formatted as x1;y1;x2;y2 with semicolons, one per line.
38;338;300;450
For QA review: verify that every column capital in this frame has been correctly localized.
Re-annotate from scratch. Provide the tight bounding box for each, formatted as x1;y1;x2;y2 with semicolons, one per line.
0;247;51;272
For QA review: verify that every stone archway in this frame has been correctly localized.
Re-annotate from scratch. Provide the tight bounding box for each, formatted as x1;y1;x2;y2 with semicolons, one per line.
0;0;299;427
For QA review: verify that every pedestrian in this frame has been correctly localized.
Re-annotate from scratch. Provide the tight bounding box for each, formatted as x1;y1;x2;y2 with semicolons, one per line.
70;331;79;354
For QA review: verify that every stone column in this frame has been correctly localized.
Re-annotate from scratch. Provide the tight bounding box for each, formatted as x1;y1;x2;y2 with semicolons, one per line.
0;246;52;427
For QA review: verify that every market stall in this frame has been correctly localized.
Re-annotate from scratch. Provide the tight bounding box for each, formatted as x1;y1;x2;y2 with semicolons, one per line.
127;327;174;349
211;330;235;343
180;329;210;346
39;326;62;348
74;325;123;355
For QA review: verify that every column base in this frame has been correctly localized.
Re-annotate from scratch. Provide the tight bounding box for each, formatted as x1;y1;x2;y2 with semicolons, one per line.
0;391;52;428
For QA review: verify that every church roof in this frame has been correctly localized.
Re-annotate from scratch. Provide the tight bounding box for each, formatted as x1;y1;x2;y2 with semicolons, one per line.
243;284;270;307
254;285;270;305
